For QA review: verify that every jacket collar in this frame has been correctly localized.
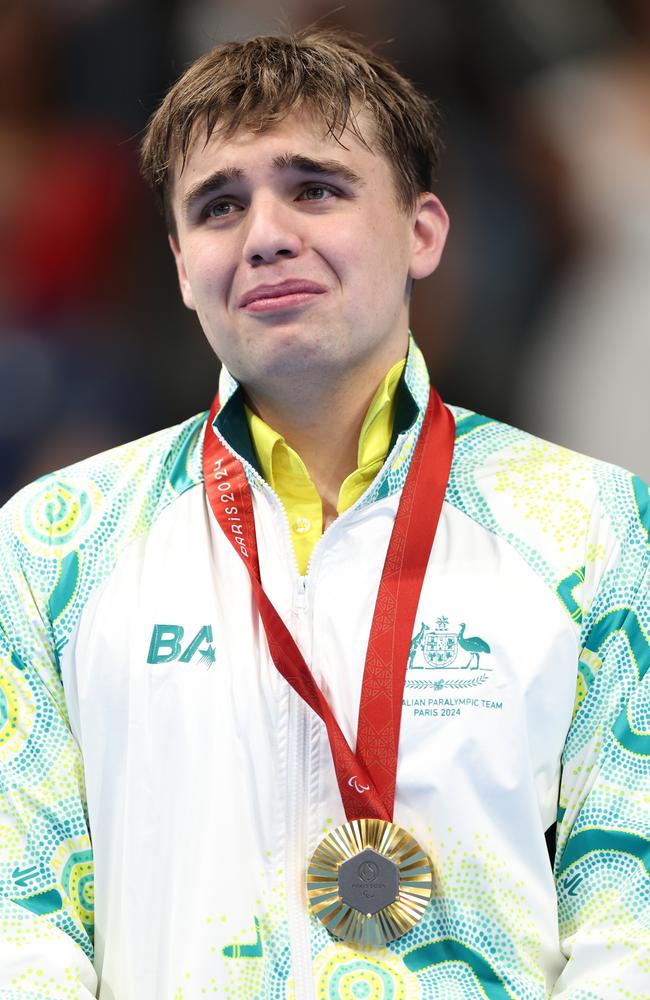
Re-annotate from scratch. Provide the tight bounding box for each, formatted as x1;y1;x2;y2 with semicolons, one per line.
213;336;427;485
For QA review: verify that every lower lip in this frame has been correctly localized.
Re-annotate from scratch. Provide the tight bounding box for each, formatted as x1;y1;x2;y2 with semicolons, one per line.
243;291;325;314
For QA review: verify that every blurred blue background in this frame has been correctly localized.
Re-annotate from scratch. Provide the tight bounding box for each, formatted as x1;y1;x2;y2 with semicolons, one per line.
1;0;648;502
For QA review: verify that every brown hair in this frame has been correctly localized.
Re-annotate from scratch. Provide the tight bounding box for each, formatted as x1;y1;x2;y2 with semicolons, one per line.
140;28;443;236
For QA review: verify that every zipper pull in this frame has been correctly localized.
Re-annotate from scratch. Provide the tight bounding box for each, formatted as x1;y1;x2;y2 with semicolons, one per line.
293;576;308;612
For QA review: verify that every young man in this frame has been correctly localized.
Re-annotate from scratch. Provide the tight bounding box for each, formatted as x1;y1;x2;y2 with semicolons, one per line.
0;29;648;1000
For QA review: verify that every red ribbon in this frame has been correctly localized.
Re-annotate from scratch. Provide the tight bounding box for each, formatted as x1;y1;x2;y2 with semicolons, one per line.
203;383;455;821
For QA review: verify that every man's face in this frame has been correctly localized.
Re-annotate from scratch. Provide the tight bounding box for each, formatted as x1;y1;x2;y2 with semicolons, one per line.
169;110;447;394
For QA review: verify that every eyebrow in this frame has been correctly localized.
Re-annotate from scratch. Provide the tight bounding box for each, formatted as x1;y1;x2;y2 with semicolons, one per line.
271;153;363;187
182;153;364;217
182;166;245;216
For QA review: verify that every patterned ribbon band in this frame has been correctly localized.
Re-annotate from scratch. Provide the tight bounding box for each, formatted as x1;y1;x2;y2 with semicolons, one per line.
202;380;455;823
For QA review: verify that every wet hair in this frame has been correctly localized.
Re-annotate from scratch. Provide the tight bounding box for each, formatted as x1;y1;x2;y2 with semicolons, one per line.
140;27;443;237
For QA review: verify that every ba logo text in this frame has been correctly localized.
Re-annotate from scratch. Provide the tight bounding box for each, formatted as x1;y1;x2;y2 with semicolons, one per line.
147;624;216;667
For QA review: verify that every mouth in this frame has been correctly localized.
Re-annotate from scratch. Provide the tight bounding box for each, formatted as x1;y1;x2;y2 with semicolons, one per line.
239;280;327;314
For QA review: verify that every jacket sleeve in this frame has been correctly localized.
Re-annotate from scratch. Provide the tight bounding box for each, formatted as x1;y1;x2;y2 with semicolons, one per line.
551;474;650;997
0;489;97;999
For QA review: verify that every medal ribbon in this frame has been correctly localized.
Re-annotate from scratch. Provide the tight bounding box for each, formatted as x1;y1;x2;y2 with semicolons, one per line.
203;383;455;821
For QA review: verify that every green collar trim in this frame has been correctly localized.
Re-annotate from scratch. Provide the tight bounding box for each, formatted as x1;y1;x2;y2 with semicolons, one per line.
213;335;426;475
214;386;262;475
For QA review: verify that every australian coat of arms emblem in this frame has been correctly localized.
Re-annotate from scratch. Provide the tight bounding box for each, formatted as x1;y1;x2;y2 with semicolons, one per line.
408;617;491;671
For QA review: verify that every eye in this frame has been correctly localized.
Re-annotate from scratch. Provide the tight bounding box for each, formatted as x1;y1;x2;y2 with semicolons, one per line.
299;184;336;202
203;200;239;220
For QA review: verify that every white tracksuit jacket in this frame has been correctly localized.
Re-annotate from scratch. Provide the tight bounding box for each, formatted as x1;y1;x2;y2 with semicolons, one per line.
0;343;649;999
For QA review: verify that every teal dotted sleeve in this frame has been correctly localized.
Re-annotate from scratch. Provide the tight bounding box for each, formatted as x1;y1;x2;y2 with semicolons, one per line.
554;473;650;996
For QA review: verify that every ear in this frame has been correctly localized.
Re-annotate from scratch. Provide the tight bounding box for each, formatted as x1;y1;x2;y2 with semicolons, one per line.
168;234;196;311
408;193;449;281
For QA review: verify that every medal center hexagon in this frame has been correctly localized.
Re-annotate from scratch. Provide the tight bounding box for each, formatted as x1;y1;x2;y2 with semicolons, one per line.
338;847;399;915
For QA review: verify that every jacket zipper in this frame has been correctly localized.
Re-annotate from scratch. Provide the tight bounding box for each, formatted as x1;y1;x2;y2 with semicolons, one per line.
286;570;314;997
248;476;313;994
209;417;418;995
286;693;315;999
211;424;315;989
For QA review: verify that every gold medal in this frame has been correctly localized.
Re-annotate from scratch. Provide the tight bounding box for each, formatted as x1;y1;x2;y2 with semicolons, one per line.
307;818;433;945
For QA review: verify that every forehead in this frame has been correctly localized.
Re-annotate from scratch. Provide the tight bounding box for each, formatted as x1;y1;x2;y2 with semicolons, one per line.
171;108;392;195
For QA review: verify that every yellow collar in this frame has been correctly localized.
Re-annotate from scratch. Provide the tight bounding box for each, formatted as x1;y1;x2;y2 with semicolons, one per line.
245;358;406;573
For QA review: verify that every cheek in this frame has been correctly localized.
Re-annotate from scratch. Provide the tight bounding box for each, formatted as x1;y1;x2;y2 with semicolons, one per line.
183;241;233;303
191;261;222;300
348;225;411;304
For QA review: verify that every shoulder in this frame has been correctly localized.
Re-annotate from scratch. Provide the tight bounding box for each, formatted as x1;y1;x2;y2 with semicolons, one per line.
2;412;207;540
0;413;208;649
449;405;648;534
447;406;649;614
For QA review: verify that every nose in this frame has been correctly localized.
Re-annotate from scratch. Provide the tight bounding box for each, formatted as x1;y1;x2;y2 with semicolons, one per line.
242;195;302;266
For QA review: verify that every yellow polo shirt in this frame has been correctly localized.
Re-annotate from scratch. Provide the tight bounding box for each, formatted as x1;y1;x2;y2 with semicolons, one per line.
245;358;405;574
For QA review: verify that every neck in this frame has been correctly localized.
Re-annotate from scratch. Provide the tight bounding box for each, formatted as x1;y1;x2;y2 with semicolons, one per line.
244;354;404;526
